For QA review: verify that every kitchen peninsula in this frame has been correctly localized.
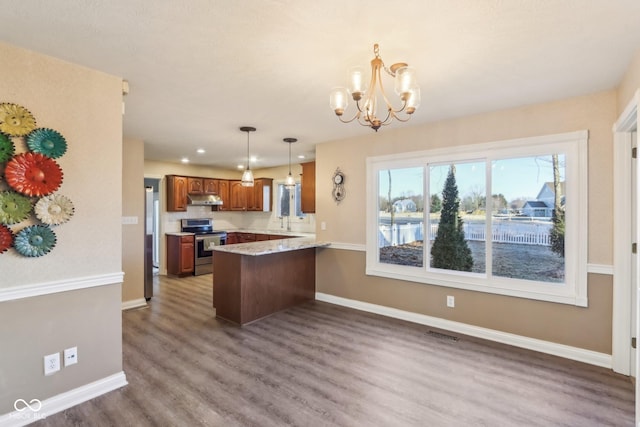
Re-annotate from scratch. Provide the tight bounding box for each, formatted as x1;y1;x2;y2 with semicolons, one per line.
212;237;330;325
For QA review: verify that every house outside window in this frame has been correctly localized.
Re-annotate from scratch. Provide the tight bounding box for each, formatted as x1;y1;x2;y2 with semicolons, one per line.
365;131;588;306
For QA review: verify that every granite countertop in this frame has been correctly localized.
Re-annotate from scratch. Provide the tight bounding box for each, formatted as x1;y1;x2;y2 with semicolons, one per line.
212;237;330;256
165;232;195;236
214;229;315;238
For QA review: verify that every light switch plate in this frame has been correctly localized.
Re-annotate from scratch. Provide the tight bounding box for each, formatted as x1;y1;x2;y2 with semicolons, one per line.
121;216;138;225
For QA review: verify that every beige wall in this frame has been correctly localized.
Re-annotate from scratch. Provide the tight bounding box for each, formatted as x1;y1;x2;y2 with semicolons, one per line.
122;138;145;303
0;284;122;411
315;90;616;354
0;42;123;413
617;48;640;114
144;159;241;180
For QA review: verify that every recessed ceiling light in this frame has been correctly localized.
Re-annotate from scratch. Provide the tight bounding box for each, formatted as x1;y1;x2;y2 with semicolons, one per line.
237;164;244;169
181;157;189;163
250;156;257;163
297;154;305;159
196;148;205;154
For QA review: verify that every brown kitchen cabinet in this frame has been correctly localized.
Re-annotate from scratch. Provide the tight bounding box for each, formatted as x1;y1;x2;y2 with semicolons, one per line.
166;175;188;212
229;180;247;211
301;161;315;213
255;233;269;241
269;234;293;240
249;178;272;211
226;232;238;244
187;177;204;194
237;232;256;243
167;174;270;213
166;234;194;277
246;179;263;211
217;180;230;210
203;178;219;195
229;178;272;211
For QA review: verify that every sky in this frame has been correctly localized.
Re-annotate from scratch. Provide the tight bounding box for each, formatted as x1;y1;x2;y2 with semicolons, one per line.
379;155;565;202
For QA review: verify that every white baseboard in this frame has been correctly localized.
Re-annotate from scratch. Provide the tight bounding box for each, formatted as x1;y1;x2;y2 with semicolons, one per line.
0;371;127;427
122;298;147;311
315;292;612;369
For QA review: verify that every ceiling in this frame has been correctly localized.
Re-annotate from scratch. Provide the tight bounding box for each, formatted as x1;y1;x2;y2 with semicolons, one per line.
0;1;639;171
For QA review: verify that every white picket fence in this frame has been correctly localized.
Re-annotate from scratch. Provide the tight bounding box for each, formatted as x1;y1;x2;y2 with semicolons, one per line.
379;220;553;247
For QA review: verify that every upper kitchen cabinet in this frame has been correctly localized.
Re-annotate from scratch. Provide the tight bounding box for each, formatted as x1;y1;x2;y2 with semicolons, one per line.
187;177;204;194
166;175;188;212
301;161;315;213
229;180;247;211
217;179;230;211
167;175;268;212
248;178;273;211
229;178;272;211
203;178;219;195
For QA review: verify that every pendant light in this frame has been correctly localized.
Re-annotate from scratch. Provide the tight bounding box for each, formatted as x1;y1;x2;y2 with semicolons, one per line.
240;126;255;187
283;137;297;189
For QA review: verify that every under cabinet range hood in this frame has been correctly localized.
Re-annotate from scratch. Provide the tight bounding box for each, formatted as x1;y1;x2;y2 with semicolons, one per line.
187;194;223;206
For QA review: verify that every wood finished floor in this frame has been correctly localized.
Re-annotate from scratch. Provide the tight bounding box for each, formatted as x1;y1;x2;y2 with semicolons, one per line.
36;274;634;426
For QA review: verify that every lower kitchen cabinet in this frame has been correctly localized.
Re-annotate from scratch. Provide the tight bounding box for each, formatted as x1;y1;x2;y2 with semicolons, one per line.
166;234;194;277
226;232;297;244
269;234;292;240
237;233;256;243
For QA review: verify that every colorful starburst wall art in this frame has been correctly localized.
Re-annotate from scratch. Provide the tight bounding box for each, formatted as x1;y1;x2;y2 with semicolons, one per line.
0;102;74;257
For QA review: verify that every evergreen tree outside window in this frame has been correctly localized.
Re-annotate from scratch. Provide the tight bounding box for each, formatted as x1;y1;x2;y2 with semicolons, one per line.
431;165;473;271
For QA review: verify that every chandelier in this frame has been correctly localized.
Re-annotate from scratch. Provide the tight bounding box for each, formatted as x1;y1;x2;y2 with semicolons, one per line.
330;44;420;131
240;126;255;187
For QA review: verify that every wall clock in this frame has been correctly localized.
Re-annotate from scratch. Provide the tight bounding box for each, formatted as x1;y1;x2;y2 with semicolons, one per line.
332;168;345;204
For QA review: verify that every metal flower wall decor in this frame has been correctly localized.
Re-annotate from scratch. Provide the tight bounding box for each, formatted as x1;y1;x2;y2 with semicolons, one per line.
0;102;74;257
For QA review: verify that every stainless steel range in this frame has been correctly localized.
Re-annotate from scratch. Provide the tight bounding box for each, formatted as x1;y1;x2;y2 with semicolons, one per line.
180;218;227;276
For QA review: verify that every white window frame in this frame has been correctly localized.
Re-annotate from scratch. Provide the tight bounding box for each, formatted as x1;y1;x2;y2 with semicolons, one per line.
274;180;308;222
365;130;588;306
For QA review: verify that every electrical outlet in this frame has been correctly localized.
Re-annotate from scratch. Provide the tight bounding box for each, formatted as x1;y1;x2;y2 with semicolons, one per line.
44;352;60;376
446;295;455;308
320;221;326;230
64;346;78;367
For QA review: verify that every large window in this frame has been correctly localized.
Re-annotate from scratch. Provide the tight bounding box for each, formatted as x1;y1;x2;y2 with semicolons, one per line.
366;131;587;306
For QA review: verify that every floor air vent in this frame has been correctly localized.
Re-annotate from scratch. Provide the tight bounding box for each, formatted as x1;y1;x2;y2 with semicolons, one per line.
428;330;459;342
